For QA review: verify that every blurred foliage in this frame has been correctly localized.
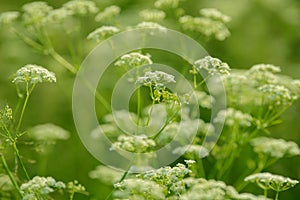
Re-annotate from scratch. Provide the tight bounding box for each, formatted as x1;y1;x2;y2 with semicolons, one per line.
0;0;300;199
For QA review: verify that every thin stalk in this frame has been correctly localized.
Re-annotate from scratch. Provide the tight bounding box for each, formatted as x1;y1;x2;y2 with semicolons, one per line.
48;50;78;74
0;154;23;198
264;189;268;198
16;83;33;134
196;158;206;178
275;191;279;200
13;142;30;180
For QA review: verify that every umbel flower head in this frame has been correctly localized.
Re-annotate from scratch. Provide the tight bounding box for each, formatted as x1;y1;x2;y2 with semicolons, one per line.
20;176;66;198
12;64;56;85
250;137;300;158
154;0;179;9
22;1;53;27
245;172;299;192
136;71;176;87
45;8;73;24
258;84;295;106
0;11;20;25
62;0;98;16
139;9;166;21
194;56;231;75
111;134;156;153
95;5;121;22
179;8;231;41
87;26;120;42
115;52;153;69
0;105;13;128
213;108;253;127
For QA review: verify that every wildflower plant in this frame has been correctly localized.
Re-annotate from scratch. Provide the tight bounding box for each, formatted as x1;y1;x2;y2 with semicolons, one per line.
0;0;299;200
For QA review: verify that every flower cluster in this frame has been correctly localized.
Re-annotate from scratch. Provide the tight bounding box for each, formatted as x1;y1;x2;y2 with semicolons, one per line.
115;52;153;68
12;64;56;85
89;165;122;184
214;108;253;127
199;8;231;23
246;64;281;85
62;0;98;16
0;11;19;25
114;179;165;199
258;84;295;106
135;21;167;31
45;8;73;24
194;56;231;75
245;172;299;192
29;123;70;141
20;176;66;199
87;26;120;42
173;145;209;159
111;135;156;153
154;0;179;9
250;137;300;158
179;8;231;41
136;71;176;87
95;5;120;22
181;178;267;200
22;1;53;27
139;9;166;21
140;163;190;195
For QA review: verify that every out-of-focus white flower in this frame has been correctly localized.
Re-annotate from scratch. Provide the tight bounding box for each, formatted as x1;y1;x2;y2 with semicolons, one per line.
95;5;120;22
111;134;156;153
154;0;179;9
22;1;53;27
0;11;19;25
115;52;153;68
250;137;300;158
87;26;120;42
214;108;253;127
139;9;166;21
63;0;98;16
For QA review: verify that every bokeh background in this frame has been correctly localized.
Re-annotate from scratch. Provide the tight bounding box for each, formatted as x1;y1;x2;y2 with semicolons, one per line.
0;0;299;199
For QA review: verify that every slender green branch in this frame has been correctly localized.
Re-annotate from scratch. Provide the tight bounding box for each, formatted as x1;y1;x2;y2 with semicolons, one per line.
0;154;23;198
13;142;30;180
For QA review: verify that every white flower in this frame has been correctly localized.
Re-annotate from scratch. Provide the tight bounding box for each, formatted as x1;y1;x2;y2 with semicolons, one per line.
214;108;253;127
22;1;53;27
250;137;300;158
154;0;179;9
115;52;153;68
194;56;231;75
63;0;98;16
136;71;176;87
114;179;165;199
258;84;294;105
179;14;230;40
89;165;123;184
200;8;231;23
173;145;209;159
12;64;56;85
0;11;19;25
139;9;166;21
111;135;156;153
29;123;70;141
245;172;299;192
135;21;167;31
45;8;72;23
95;5;120;22
248;64;281;74
21;176;65;198
87;26;120;42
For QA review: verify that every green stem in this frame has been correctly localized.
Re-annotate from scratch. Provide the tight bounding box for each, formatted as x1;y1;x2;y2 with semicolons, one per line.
48;49;78;74
275;191;279;200
13;142;30;180
264;189;268;197
0;154;23;198
70;190;75;200
196;158;206;178
16;83;33;134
